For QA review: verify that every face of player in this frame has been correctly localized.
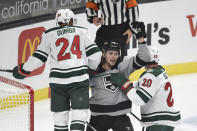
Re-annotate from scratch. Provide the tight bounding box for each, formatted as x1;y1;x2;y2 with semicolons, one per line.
104;50;119;67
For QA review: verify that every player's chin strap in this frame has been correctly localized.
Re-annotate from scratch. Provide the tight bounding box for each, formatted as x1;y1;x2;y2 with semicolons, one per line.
86;121;97;131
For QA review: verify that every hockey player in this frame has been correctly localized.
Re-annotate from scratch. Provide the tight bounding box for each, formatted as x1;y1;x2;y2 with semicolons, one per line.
110;46;181;131
86;22;148;131
13;9;102;131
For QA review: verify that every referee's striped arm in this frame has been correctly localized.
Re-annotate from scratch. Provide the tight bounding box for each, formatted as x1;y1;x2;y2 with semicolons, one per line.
86;0;139;26
86;0;100;23
126;0;139;27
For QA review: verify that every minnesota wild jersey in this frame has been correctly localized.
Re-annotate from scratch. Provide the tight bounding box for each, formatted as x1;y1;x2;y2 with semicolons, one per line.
127;65;181;127
23;26;101;85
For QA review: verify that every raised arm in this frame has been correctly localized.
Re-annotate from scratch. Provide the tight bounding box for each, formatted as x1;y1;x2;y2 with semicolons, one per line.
119;21;148;78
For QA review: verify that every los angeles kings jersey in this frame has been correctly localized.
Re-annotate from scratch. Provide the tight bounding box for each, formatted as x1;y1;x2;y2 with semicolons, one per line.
127;65;181;127
89;44;148;116
23;26;101;86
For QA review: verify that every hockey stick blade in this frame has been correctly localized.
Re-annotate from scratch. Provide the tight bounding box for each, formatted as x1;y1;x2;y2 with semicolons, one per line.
130;112;141;122
86;121;97;131
0;69;13;73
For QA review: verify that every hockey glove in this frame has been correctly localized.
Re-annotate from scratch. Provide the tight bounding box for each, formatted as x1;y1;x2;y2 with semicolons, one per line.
131;21;147;39
13;64;31;79
110;73;134;94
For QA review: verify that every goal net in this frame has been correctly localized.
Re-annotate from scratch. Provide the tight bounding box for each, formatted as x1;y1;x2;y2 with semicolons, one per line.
0;76;34;131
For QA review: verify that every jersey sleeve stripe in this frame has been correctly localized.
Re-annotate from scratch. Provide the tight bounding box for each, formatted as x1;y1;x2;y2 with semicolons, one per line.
136;88;152;103
33;52;47;62
136;90;150;103
138;87;152;98
86;45;100;57
35;50;48;57
85;44;98;51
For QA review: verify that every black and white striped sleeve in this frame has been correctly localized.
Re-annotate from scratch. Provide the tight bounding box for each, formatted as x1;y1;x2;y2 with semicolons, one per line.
126;0;139;27
86;0;100;23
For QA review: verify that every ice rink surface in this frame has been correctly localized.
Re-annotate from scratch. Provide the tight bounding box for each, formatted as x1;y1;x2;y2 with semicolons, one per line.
34;73;197;131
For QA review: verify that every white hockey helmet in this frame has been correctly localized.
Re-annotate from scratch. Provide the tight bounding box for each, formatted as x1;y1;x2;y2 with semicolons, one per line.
138;46;160;64
55;9;75;27
148;46;160;64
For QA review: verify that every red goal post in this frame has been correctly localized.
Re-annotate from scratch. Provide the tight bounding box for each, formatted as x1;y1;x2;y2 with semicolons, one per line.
0;76;34;131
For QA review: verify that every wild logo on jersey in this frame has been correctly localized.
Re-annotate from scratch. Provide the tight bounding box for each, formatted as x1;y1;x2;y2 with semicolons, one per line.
103;75;118;92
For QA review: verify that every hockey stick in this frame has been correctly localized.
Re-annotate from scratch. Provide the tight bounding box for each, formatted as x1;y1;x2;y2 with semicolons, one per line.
130;112;142;122
86;121;97;131
0;69;13;73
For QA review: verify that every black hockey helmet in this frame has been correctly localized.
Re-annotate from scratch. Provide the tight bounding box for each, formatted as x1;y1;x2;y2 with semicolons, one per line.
102;41;121;55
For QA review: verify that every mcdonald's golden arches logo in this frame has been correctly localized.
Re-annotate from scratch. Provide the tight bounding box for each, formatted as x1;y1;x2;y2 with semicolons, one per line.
18;27;46;77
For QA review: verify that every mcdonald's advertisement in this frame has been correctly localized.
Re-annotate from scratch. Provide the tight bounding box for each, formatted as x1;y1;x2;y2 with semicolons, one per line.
18;27;46;77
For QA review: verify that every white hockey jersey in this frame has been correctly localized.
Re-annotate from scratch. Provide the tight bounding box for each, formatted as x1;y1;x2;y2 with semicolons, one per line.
127;65;181;127
23;26;101;85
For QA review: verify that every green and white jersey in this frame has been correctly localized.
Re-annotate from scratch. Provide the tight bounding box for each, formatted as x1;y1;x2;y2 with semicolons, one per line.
127;65;181;127
23;26;101;85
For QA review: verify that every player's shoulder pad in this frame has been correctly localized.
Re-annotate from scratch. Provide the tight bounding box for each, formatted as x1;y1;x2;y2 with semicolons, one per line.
140;65;165;78
44;26;88;34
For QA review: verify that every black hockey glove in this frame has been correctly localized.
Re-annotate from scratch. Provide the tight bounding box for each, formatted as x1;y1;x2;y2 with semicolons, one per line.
110;73;134;94
87;16;94;23
131;21;147;39
13;64;31;79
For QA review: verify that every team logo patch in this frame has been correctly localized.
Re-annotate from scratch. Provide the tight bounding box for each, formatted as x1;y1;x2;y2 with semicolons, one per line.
111;0;120;3
103;75;118;92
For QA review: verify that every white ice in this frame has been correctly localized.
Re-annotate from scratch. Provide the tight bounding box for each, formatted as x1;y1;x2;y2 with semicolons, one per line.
35;73;197;131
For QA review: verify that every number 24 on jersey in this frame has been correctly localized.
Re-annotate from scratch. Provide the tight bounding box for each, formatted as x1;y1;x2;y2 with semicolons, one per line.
55;35;82;61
